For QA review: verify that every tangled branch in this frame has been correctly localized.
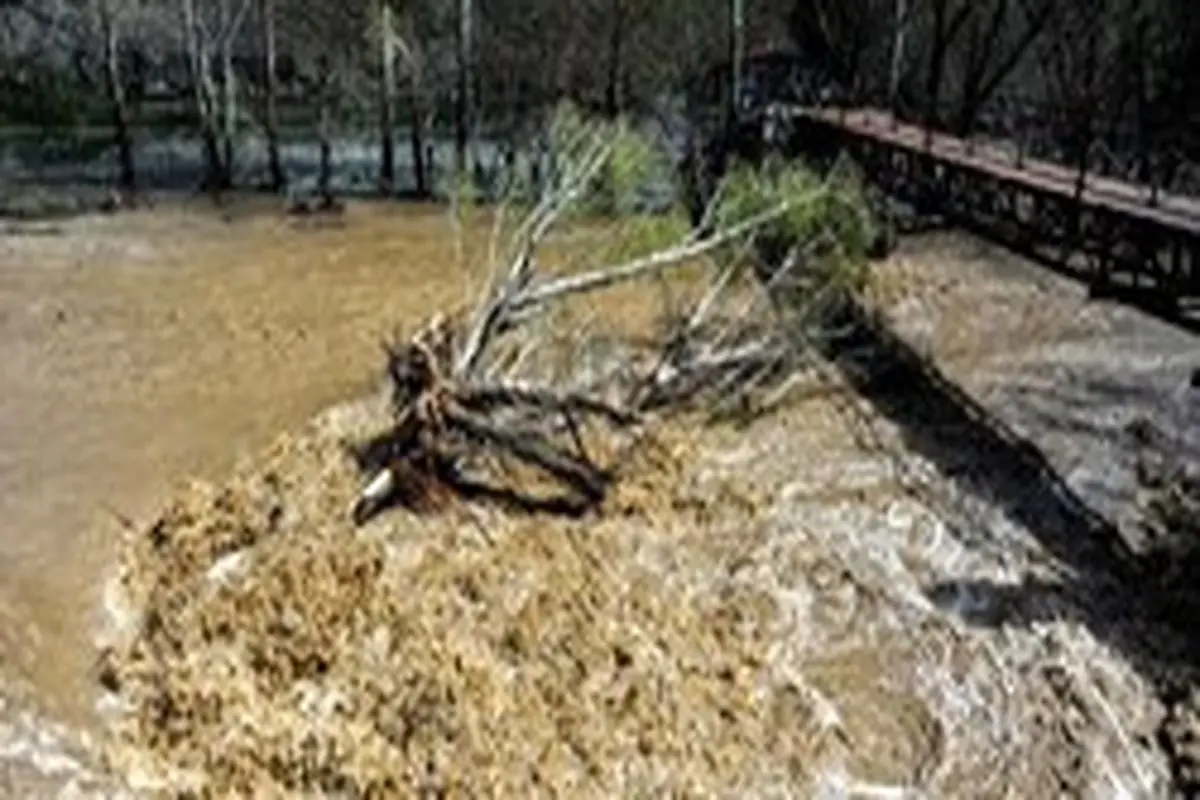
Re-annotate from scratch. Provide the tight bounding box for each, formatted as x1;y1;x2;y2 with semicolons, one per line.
351;107;877;524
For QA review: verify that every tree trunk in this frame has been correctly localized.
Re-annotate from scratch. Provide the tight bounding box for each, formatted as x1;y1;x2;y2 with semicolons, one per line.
604;0;624;119
258;0;284;191
409;92;428;196
889;0;907;112
98;0;136;194
181;0;224;196
201;129;224;196
951;0;1052;136
923;0;972;128
1073;27;1100;199
318;97;334;205
220;46;236;189
378;1;397;194
727;0;744;126
453;0;472;184
217;0;236;190
598;0;625;213
398;5;427;197
924;32;948;125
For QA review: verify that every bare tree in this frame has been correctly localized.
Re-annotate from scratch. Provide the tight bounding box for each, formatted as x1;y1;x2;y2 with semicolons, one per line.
919;0;972;124
1;0;148;193
0;1;80;74
401;2;431;196
376;0;397;193
1135;0;1200;191
787;0;892;99
277;0;371;205
453;0;472;182
947;0;1056;134
179;0;253;194
92;0;137;194
605;0;626;118
889;0;908;108
257;0;285;191
1035;0;1115;192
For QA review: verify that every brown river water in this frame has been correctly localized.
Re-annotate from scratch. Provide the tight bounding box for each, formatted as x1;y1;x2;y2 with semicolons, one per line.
0;200;472;786
3;198;1197;796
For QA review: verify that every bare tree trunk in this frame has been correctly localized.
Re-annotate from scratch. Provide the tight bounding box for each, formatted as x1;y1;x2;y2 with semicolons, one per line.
1073;26;1100;199
604;0;624;119
258;0;284;191
409;91;428;196
378;1;397;194
219;52;236;188
217;0;237;190
394;6;427;197
728;0;744;125
453;0;472;183
597;0;626;212
318;97;334;206
951;0;1053;135
923;0;972;128
96;0;136;195
889;0;907;112
180;0;224;196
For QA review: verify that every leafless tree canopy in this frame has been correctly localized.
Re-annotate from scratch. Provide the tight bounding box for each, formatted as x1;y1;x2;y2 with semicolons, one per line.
2;0;1196;197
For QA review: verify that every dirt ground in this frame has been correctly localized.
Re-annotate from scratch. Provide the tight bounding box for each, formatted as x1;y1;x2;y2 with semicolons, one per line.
1;202;1198;796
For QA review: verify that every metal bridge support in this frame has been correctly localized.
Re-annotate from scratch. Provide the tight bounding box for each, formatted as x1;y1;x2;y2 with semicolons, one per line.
785;111;1199;324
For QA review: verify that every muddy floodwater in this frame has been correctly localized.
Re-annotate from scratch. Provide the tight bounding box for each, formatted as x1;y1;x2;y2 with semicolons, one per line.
1;200;1198;795
0;200;471;729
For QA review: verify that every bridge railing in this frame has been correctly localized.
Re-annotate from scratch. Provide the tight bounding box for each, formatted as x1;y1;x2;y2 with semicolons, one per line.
685;49;1198;203
813;90;1200;211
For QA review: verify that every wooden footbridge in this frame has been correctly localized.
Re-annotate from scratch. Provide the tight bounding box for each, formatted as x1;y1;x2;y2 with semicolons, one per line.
689;53;1200;329
792;106;1200;325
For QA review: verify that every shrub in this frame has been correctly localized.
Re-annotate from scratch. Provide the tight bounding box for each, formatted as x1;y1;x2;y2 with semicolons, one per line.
714;155;877;299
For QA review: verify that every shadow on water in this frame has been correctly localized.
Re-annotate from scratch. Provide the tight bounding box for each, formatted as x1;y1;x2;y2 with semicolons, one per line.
814;293;1200;790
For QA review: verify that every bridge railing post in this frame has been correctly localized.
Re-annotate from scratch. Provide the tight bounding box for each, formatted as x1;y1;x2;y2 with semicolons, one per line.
922;100;935;151
1144;150;1160;208
839;78;858;127
1074;146;1089;203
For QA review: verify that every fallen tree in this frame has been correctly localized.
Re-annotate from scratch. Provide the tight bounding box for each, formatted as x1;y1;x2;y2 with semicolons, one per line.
350;104;881;524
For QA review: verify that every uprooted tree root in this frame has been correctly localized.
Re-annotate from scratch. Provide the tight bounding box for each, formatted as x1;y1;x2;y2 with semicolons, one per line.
343;309;810;526
347;315;640;525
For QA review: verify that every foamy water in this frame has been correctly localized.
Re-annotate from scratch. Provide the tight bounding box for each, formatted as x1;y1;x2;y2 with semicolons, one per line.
0;202;473;793
0;201;1193;794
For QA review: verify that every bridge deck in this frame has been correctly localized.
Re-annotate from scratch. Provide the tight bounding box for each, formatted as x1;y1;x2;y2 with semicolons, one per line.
800;107;1200;236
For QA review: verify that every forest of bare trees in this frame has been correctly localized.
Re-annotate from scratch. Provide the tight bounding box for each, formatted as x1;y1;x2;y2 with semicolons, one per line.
1;0;1197;198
